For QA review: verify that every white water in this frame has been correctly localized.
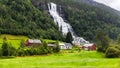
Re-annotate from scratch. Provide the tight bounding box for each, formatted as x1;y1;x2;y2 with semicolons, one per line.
48;2;89;45
48;2;73;35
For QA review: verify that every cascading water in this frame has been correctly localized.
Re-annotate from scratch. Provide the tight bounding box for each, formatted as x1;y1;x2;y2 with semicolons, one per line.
48;2;89;45
48;2;74;35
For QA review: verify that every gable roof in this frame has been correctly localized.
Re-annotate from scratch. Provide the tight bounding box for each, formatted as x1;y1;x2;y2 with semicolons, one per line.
28;39;41;44
83;43;95;47
65;43;72;46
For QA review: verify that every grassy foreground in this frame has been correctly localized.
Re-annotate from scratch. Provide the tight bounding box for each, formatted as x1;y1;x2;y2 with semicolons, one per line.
0;51;120;68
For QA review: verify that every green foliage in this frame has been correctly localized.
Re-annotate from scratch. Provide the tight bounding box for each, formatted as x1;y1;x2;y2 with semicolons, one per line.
17;48;25;56
63;1;120;40
40;0;120;40
65;32;73;44
117;34;120;44
95;30;109;52
105;46;120;58
1;41;10;56
0;0;64;41
0;48;2;56
8;43;17;56
20;39;26;48
16;41;60;56
53;41;60;53
1;40;16;56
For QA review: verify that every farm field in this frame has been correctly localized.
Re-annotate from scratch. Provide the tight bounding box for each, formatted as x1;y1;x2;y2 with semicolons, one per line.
0;34;58;48
0;51;120;68
0;34;28;48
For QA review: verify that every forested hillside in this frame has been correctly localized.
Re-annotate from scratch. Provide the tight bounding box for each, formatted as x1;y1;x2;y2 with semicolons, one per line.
61;0;120;40
32;0;120;41
0;0;64;40
1;0;120;41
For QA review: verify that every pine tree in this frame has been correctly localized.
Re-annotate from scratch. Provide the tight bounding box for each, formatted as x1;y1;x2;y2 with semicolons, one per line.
1;41;9;56
117;34;120;44
95;30;109;52
65;32;73;44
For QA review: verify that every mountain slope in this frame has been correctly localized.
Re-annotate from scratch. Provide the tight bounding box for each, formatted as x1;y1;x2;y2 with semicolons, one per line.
1;0;120;41
0;0;64;40
61;0;120;40
32;0;120;41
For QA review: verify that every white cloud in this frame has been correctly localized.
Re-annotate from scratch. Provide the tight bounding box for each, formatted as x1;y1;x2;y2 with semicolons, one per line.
93;0;120;11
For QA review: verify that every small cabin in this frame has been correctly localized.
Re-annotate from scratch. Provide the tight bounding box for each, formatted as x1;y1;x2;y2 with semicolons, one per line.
82;43;96;51
26;39;42;46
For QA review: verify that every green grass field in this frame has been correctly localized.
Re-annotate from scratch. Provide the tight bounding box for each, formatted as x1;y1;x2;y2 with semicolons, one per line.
0;34;119;68
0;34;28;48
0;34;60;48
0;51;120;68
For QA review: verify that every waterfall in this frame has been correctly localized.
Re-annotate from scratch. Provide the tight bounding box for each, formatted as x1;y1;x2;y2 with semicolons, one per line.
48;2;74;35
48;2;89;45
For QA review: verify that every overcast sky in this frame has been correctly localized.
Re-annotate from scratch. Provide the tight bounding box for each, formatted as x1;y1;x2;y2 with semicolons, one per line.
93;0;120;11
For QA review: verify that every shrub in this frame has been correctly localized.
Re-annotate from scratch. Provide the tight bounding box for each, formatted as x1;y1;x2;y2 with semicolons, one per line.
9;45;17;56
38;45;48;54
0;48;2;56
53;41;60;53
17;48;25;56
105;47;120;58
20;39;26;48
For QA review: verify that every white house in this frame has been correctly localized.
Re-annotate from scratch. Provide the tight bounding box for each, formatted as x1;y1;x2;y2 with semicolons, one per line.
65;43;72;49
59;43;72;49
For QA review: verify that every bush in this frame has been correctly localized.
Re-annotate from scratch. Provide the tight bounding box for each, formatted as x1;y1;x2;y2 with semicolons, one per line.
17;48;25;56
53;42;60;53
105;47;120;58
9;45;17;56
0;48;2;56
38;45;48;54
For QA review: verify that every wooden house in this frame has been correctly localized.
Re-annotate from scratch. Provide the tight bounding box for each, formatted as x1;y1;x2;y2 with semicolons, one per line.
81;43;96;51
26;39;42;46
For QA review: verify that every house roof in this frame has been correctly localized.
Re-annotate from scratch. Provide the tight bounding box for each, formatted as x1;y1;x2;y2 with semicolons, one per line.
28;39;41;44
65;43;72;46
83;43;95;47
59;43;65;46
48;44;56;47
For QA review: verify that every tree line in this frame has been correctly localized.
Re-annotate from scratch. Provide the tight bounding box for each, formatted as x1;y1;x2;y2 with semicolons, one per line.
95;30;120;58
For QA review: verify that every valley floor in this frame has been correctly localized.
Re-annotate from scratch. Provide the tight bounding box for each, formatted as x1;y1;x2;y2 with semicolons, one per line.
0;51;120;68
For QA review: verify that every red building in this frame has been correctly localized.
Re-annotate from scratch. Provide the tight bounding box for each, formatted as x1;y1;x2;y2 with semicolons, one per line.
26;39;42;46
81;43;96;51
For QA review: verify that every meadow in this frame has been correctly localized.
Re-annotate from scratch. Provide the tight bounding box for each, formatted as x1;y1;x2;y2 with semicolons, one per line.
0;34;120;68
0;34;28;48
0;34;59;48
0;51;120;68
